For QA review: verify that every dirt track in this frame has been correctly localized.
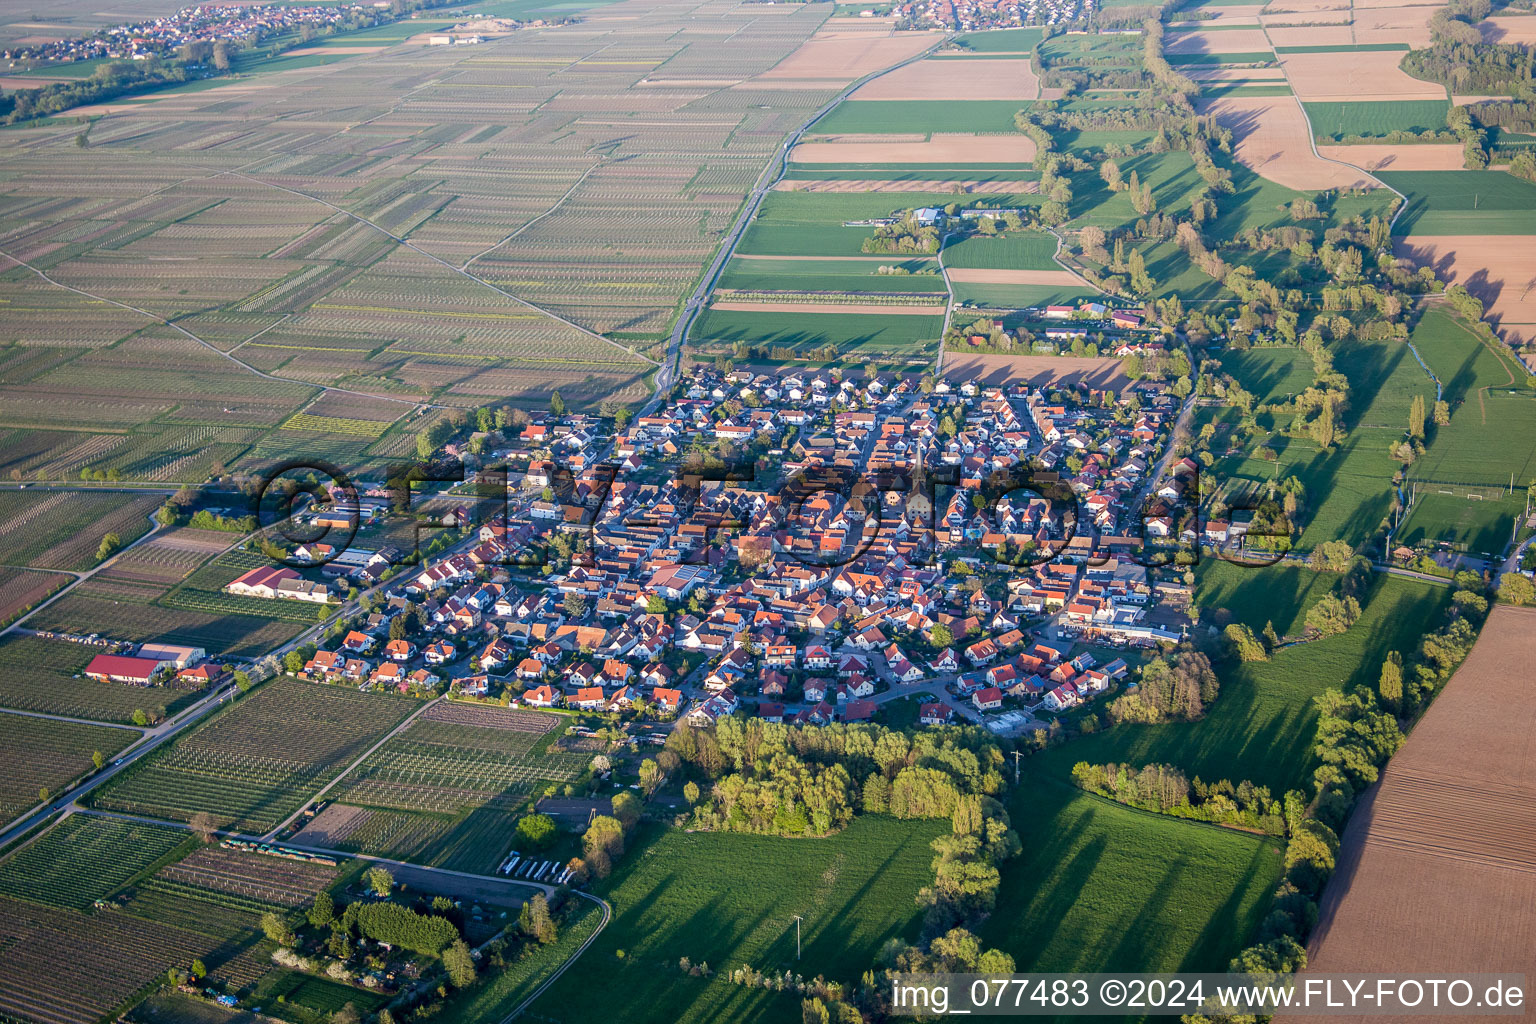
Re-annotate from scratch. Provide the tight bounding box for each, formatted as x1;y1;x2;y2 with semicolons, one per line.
1292;603;1536;1023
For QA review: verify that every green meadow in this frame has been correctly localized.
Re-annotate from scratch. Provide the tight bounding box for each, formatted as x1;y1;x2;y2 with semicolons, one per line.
1379;170;1536;235
983;777;1283;974
529;816;944;1024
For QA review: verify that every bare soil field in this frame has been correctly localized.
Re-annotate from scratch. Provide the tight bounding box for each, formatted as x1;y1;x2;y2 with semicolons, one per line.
775;178;1038;193
1292;603;1536;1022
1353;5;1439;46
946;269;1083;286
753;26;934;85
1352;0;1445;8
710;300;944;315
1199;96;1377;189
1317;143;1467;169
1262;0;1350;10
941;354;1131;390
1393;236;1536;346
1266;24;1355;45
1479;13;1536;44
790;134;1037;164
1282;50;1446;100
851;58;1039;101
1165;27;1275;53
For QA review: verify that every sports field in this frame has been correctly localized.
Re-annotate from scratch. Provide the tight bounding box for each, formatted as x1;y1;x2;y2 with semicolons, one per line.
811;100;1034;134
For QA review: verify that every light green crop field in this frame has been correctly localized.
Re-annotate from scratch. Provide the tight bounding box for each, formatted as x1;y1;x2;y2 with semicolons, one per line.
950;282;1102;309
811;101;1030;134
1303;100;1451;141
529;815;945;1024
982;776;1283;973
1220;347;1316;406
943;232;1061;270
692;307;945;355
1379;170;1536;234
954;27;1048;51
717;258;946;294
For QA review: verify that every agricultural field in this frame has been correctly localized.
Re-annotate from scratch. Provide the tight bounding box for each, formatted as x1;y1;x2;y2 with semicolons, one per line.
0;895;216;1024
0;634;207;724
90;678;419;833
1379;170;1536;235
1303;100;1453;141
981;777;1283;973
293;703;585;872
0;566;68;627
0;0;871;431
0;814;195;909
529;815;945;1024
30;588;310;659
0;714;135;824
1304;604;1536;985
809;100;1031;134
715;257;946;295
691;307;945;357
0;490;159;570
942;232;1061;270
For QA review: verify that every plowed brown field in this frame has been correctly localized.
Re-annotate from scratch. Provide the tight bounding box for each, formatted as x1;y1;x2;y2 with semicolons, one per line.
1293;603;1536;1023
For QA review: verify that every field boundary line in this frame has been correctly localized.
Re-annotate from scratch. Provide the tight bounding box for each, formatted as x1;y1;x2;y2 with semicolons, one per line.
261;693;444;840
225;171;661;368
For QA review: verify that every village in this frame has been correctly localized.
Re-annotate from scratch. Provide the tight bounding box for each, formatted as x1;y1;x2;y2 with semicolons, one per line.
178;362;1209;740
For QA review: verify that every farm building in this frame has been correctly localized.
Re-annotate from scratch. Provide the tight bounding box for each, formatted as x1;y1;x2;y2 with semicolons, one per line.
137;642;205;668
84;653;165;685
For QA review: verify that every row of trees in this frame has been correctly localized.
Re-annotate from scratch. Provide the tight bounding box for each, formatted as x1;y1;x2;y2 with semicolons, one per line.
1070;761;1287;834
1106;647;1218;724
